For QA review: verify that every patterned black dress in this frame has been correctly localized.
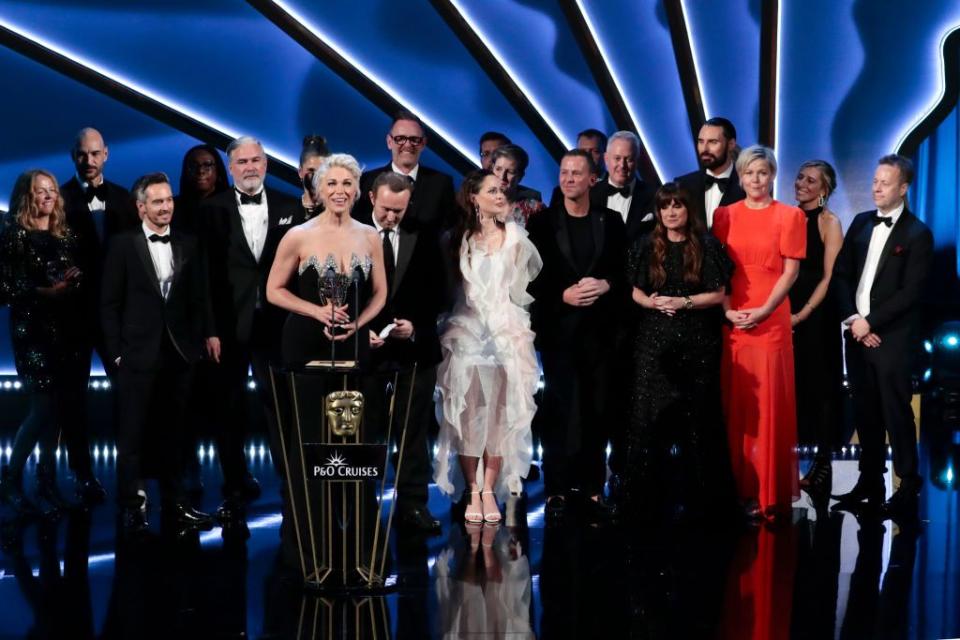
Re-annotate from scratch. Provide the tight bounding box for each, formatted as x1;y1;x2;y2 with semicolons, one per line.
624;234;736;519
0;225;84;390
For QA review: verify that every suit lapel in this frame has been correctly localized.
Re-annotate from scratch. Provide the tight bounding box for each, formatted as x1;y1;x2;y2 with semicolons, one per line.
393;228;417;296
228;197;258;264
854;215;876;279
873;210;912;280
718;168;743;206
585;210;605;275
134;234;163;298
168;233;186;296
554;209;579;275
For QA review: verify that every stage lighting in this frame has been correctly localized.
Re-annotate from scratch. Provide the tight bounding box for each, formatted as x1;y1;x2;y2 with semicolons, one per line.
929;321;960;384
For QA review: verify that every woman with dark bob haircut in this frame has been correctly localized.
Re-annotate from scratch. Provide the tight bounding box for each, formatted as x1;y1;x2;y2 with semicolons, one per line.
624;182;736;521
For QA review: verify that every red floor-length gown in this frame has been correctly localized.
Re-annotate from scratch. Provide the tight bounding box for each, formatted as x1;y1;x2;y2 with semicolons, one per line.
712;200;806;513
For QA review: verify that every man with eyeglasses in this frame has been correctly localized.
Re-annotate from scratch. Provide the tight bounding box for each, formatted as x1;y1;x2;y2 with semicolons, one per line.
354;110;456;233
479;131;511;170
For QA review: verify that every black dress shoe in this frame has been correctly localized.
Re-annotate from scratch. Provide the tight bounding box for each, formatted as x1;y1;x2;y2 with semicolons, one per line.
241;474;262;502
831;475;885;508
545;495;566;522
880;477;922;519
583;496;618;523
396;505;442;535
76;476;107;505
169;503;215;529
216;498;246;525
800;455;833;495
120;507;148;534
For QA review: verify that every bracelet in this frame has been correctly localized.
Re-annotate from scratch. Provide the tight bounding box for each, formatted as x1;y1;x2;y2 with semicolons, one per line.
683;296;694;310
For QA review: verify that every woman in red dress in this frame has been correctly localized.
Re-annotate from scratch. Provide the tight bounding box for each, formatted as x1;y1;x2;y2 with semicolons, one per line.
712;145;806;519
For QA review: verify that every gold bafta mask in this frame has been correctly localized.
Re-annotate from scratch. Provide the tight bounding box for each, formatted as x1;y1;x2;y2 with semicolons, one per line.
325;390;364;437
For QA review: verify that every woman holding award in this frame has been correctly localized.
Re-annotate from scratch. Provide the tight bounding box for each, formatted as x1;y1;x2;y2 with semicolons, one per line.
267;154;386;368
434;170;542;524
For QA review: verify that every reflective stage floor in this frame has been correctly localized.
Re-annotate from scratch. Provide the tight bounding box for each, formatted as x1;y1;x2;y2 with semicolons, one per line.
0;440;958;639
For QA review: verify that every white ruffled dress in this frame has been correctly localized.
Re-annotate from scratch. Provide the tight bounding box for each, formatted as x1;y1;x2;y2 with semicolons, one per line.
434;221;543;499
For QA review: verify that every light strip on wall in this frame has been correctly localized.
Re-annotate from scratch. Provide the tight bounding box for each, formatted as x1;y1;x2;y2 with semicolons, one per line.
678;0;710;119
893;23;960;153
773;0;783;198
270;0;480;167
572;0;666;183
447;0;573;148
0;17;299;167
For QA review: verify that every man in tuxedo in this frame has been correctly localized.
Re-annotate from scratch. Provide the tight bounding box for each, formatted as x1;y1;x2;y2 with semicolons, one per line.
589;131;657;246
200;136;302;523
59;127;138;504
354;110;456;232
548;128;609;207
832;155;933;518
356;172;445;535
528;150;626;522
674;117;745;229
101;173;215;533
479;131;511;170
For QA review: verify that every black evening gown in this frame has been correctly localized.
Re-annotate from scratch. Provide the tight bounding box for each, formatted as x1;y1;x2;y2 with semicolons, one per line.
789;207;843;449
280;253;373;368
624;234;736;520
0;226;84;390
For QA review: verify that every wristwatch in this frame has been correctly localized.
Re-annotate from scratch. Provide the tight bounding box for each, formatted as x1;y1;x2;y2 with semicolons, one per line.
683;296;694;310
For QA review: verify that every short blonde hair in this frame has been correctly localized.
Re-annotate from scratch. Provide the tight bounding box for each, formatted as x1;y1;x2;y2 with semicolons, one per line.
313;153;364;203
735;144;778;178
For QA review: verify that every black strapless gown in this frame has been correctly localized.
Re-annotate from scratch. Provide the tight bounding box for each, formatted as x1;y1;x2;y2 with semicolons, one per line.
281;253;373;368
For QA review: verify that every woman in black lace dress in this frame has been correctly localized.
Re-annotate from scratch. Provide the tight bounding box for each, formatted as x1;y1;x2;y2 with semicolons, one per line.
0;170;86;513
624;183;736;521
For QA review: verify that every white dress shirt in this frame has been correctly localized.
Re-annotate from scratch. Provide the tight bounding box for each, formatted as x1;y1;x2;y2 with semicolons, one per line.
391;162;419;182
79;175;107;241
142;222;174;299
704;164;733;229
372;218;400;266
605;178;634;224
853;202;904;320
236;188;268;262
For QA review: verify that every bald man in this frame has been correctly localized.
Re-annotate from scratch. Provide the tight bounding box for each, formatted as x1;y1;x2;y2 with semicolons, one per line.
60;127;139;503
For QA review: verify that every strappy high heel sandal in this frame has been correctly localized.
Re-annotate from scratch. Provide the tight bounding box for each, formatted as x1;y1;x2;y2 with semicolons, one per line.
464;487;483;524
481;490;502;524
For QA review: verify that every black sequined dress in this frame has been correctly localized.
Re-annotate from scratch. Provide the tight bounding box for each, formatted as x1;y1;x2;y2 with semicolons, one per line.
0;225;84;390
624;234;736;519
281;253;373;368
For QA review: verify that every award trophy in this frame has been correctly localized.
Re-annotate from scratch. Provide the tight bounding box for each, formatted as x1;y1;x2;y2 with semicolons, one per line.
309;265;360;368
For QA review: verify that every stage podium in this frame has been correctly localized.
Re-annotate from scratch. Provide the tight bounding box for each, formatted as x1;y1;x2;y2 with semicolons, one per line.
269;362;416;595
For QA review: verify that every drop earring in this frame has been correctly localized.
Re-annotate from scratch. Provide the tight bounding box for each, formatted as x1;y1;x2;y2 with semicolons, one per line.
818;194;826;207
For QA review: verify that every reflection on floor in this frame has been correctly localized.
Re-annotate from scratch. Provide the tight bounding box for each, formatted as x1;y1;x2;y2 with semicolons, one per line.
0;436;957;639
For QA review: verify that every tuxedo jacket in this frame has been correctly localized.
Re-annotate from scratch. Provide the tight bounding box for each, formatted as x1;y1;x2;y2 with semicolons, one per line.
548;178;657;245
199;187;302;345
367;227;446;367
673;168;746;228
60;177;139;332
527;203;627;356
354;164;456;232
832;208;933;341
100;230;213;371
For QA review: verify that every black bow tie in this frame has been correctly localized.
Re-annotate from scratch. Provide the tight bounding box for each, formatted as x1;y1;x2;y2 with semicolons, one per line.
704;174;730;192
606;182;631;198
237;189;263;205
148;234;171;244
85;183;108;203
872;214;894;228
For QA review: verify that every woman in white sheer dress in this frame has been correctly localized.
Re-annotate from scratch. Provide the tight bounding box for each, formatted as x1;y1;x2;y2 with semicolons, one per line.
435;170;542;524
